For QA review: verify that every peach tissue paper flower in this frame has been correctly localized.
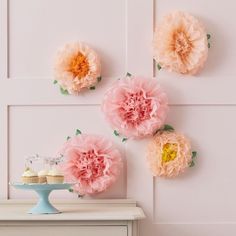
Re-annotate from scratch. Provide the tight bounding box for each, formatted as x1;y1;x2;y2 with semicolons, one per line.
54;42;101;94
102;76;168;139
59;134;123;195
153;11;209;75
147;130;193;178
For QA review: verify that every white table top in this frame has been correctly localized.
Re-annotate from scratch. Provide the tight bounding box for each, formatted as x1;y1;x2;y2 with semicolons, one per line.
0;199;145;221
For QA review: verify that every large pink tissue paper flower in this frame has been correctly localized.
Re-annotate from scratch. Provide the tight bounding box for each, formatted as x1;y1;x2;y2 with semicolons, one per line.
147;131;192;178
59;134;123;195
153;11;208;75
102;76;168;138
54;42;101;94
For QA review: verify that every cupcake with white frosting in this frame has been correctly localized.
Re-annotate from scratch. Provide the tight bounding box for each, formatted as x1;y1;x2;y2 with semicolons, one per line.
46;168;64;184
38;169;48;183
21;167;38;184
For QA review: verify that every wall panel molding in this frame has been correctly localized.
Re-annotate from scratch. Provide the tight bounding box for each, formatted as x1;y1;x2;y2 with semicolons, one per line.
0;105;9;198
0;0;8;79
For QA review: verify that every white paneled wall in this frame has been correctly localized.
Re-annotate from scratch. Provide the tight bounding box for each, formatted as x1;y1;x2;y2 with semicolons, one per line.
147;1;236;235
0;0;129;199
1;0;236;235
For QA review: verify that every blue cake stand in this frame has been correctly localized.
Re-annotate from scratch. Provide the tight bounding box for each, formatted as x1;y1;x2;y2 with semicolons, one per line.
11;183;73;214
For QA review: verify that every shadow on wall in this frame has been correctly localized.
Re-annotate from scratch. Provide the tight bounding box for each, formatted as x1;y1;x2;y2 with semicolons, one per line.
199;15;224;76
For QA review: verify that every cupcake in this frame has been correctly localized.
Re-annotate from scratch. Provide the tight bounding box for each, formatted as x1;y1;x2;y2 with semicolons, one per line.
38;169;48;183
21;167;38;184
46;168;64;184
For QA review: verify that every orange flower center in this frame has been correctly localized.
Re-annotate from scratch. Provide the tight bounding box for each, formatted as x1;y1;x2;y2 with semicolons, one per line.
68;52;89;78
172;30;193;61
162;143;178;163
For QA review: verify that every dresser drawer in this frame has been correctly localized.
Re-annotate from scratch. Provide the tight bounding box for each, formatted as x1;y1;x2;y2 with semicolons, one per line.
0;225;127;236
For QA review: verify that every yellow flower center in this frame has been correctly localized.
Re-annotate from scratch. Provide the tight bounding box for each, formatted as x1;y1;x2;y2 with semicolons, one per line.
172;30;193;61
68;52;89;78
162;143;178;163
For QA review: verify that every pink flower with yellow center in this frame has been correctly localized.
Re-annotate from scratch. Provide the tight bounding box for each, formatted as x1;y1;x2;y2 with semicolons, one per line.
147;131;192;178
102;76;168;139
54;42;101;94
153;11;208;75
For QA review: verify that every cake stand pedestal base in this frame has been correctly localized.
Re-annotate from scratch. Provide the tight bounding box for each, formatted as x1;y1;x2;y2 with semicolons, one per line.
28;190;60;214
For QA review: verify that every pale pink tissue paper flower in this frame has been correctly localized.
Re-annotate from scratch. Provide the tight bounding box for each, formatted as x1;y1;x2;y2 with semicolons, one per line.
54;42;101;94
153;11;208;75
58;134;123;195
102;76;169;139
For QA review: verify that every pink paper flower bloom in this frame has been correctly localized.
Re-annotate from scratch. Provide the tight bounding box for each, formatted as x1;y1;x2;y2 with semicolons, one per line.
54;42;101;94
59;134;123;195
147;131;192;178
153;11;208;75
102;76;168;138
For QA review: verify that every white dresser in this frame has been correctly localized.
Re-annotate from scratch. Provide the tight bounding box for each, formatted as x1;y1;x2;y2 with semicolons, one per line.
0;199;145;236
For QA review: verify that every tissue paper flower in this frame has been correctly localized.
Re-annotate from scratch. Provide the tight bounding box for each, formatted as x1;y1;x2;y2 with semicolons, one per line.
59;134;122;195
147;131;192;177
102;76;168;138
54;42;101;94
153;11;208;75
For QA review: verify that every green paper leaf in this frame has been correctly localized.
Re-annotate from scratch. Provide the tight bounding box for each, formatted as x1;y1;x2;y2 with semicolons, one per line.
207;34;211;40
89;86;96;90
53;80;58;84
208;42;211;48
163;124;175;132
157;63;162;70
189;161;195;167
126;72;132;77
67;136;71;140
192;151;197;159
68;188;73;193
60;86;69;95
76;129;82;135
114;130;119;136
97;76;102;82
122;138;128;142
